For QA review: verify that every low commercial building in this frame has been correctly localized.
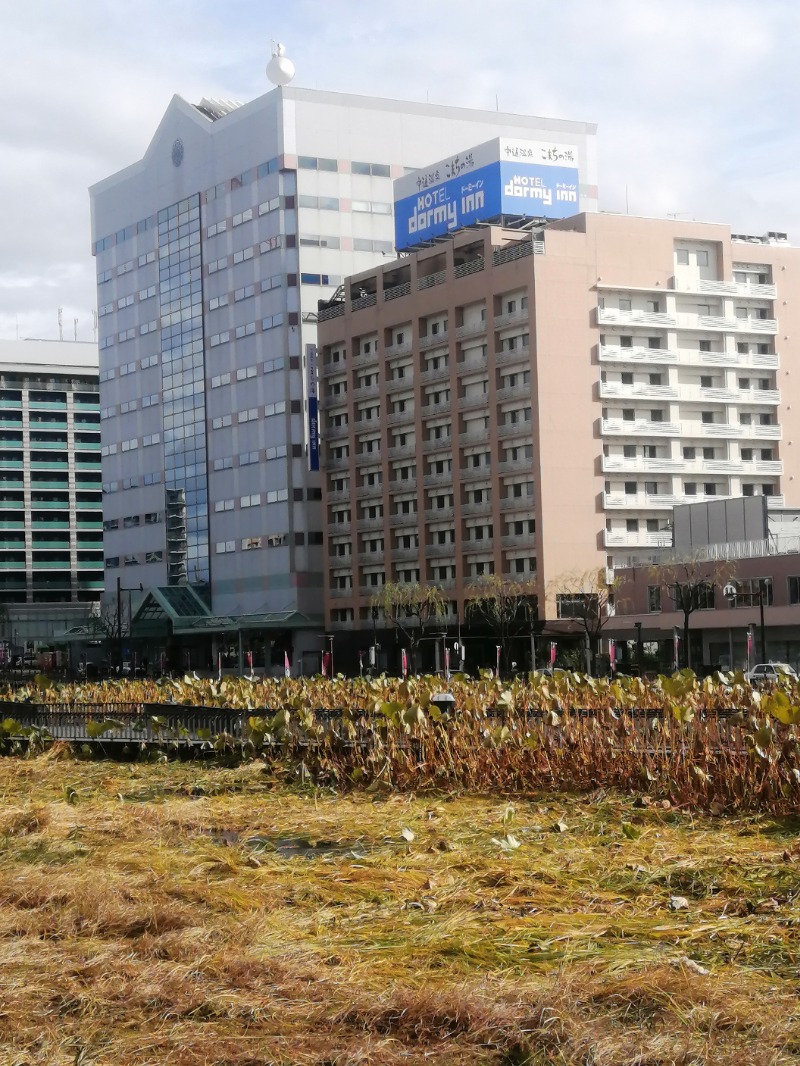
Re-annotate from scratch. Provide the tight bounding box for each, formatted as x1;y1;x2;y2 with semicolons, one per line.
612;497;800;672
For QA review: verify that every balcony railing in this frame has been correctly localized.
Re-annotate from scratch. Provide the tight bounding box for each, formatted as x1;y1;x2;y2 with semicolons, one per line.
598;382;679;401
675;277;777;299
601;418;679;437
418;331;450;351
604;529;672;548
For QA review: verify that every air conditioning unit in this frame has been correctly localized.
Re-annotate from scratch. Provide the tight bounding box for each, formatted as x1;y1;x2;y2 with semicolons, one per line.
605;567;615;585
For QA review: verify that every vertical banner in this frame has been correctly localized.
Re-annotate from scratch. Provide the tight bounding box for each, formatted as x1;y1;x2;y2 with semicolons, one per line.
358;650;364;677
549;641;557;667
445;647;450;681
401;648;408;678
322;650;331;678
496;645;501;676
673;629;680;672
747;628;754;670
305;343;319;471
609;640;616;674
247;650;253;677
218;652;222;681
284;651;291;679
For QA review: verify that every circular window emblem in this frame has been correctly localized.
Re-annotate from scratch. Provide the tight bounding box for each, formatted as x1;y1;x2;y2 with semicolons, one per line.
171;138;184;167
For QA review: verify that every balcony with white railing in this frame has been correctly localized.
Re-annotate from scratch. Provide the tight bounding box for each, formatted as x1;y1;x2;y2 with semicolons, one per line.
675;277;777;300
678;420;742;439
674;312;778;334
601;418;679;437
601;455;783;477
598;381;679;401
604;529;673;549
676;385;779;406
599;344;780;371
748;423;782;440
599;344;677;365
601;455;687;475
604;491;683;510
597;308;676;328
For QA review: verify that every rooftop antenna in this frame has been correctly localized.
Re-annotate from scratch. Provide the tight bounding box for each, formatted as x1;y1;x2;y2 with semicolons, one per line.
57;307;63;341
74;317;78;342
267;41;295;87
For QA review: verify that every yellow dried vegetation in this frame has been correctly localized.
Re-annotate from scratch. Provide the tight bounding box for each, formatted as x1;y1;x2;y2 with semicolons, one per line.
1;757;800;1064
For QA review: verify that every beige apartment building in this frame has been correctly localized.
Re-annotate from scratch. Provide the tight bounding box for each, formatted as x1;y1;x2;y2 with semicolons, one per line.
316;212;800;666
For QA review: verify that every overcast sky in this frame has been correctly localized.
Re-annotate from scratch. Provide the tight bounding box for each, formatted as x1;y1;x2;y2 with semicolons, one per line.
4;0;799;343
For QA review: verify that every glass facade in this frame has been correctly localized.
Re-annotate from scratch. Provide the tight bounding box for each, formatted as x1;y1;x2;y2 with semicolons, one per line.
157;196;209;586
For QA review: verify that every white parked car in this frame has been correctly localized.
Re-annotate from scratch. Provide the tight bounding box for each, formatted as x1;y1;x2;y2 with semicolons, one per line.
745;662;798;685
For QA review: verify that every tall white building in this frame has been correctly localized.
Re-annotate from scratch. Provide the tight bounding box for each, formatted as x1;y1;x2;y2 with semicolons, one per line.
0;339;101;652
89;84;596;668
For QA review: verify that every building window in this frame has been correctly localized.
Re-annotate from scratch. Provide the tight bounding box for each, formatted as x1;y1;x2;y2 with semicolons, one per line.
556;593;599;620
647;585;661;612
734;578;773;608
788;576;800;605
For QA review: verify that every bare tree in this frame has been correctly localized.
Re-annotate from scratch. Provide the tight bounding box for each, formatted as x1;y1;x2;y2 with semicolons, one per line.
465;574;538;673
373;582;446;673
547;568;619;674
652;554;736;669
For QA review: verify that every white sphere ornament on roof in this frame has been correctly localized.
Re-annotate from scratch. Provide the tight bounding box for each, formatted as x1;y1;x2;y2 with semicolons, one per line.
267;42;295;86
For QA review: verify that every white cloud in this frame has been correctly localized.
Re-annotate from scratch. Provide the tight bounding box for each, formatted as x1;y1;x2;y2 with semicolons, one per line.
2;0;800;339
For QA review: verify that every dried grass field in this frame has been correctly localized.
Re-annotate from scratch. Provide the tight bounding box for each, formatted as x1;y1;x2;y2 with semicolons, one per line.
3;754;800;1065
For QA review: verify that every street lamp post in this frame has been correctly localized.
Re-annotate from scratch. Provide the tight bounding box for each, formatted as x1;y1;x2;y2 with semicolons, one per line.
758;579;767;664
725;581;767;668
634;621;643;676
116;577;143;673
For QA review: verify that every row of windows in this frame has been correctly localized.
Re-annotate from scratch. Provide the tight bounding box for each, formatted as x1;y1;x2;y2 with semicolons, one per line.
96;152;393;254
103;470;162;494
605;408;777;426
210;357;286;390
103;512;161;531
210;401;287;431
99;353;158;381
105;550;164;569
102;433;160;456
297;157;391;176
210;444;289;472
644;576;791;613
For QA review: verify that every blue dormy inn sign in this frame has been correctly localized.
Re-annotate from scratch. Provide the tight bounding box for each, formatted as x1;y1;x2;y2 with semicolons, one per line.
393;137;581;251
